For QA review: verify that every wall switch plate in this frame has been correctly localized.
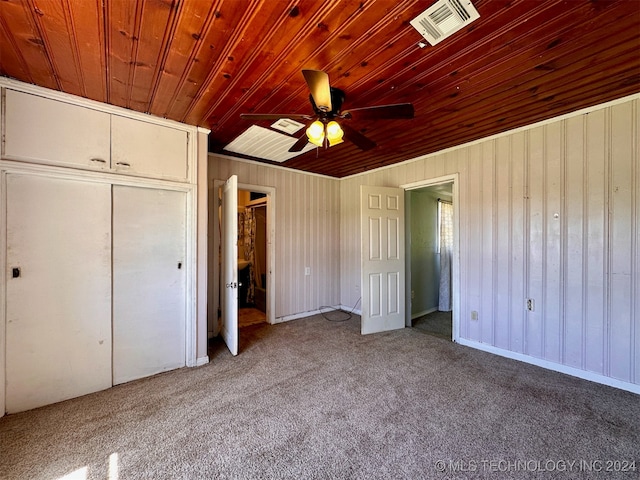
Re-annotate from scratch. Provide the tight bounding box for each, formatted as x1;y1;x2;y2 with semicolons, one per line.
471;310;478;320
304;267;311;276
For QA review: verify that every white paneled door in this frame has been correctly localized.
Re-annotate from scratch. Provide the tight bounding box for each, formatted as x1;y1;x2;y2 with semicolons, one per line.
5;174;112;413
360;185;406;334
221;175;239;355
112;186;187;385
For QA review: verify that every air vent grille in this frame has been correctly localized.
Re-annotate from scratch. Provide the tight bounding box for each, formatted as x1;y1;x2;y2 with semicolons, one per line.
410;0;480;46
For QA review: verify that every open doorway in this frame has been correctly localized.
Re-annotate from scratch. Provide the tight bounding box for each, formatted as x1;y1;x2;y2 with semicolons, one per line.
209;180;276;346
237;189;268;328
404;175;458;341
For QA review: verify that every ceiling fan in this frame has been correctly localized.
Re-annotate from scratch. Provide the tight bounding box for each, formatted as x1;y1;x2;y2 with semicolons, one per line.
240;70;414;153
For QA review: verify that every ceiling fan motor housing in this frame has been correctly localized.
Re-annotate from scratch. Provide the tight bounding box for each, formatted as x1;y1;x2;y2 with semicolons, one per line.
310;87;345;117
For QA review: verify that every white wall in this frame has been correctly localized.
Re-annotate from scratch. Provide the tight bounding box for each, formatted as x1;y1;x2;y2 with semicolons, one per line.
340;95;639;391
209;156;341;319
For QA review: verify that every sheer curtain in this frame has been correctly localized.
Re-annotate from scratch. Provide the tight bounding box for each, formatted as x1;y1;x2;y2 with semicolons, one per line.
438;200;454;312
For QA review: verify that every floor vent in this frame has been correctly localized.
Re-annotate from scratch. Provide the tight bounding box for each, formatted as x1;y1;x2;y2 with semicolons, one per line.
410;0;480;46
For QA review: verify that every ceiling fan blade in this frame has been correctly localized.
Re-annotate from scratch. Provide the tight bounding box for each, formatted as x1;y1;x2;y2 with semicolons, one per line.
302;70;332;112
341;123;376;151
342;103;414;121
288;131;311;152
240;113;312;121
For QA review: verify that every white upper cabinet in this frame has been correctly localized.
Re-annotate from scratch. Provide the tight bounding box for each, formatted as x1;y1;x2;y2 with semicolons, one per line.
111;115;188;181
3;88;189;182
4;89;111;170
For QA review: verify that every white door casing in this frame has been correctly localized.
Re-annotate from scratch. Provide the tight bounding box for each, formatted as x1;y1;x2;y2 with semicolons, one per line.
112;185;187;385
360;185;406;334
5;174;112;413
221;175;239;355
403;174;460;342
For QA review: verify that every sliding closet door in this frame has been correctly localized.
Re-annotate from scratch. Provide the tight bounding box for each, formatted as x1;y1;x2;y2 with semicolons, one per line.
5;174;112;413
112;185;186;384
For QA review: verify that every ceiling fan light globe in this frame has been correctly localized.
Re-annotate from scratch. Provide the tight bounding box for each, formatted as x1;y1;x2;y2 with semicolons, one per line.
306;120;325;146
326;121;344;146
309;136;324;147
326;120;343;137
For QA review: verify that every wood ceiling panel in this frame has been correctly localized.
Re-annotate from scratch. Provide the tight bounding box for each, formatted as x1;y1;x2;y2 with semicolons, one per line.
207;1;426;148
147;0;219;118
64;0;107;103
184;0;345;127
210;0;393;127
324;0;525;106
0;17;33;82
0;0;58;90
0;0;638;177
106;0;139;109
165;0;247;122
178;0;287;125
127;0;178;113
22;0;86;97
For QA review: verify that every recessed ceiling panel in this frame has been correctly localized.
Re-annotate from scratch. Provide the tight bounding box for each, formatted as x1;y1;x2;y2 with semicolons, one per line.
224;125;314;163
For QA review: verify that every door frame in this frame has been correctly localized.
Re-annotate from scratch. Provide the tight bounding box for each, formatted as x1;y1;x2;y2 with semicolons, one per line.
210;180;276;337
402;173;460;342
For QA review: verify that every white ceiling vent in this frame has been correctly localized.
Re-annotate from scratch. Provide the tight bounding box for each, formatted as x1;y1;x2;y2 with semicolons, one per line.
410;0;480;46
270;118;305;135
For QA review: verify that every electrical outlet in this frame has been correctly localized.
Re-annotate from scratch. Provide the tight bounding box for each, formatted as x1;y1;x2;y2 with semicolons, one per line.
411;290;415;299
471;310;478;321
527;298;535;311
304;267;311;276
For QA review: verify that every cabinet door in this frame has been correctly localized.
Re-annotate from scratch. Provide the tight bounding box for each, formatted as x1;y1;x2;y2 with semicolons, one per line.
112;186;186;384
111;115;188;181
3;89;111;170
5;174;112;413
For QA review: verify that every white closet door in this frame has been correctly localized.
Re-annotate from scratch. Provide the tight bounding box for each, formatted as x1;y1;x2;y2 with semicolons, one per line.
4;90;111;170
111;115;188;181
5;174;112;413
112;186;186;385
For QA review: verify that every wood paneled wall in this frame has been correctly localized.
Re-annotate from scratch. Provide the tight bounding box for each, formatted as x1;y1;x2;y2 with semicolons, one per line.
341;95;639;389
208;157;341;319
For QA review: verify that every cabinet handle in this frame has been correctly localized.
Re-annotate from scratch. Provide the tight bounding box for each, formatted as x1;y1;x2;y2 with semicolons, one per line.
90;158;107;164
116;162;131;168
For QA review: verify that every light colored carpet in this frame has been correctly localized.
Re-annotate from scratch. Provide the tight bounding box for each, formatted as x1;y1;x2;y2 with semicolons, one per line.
1;314;638;479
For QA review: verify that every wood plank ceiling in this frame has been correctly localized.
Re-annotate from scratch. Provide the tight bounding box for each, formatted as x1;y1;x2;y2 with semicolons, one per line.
1;0;639;178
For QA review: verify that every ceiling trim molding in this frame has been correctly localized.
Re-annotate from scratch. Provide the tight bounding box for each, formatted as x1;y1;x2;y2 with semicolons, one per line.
340;92;640;181
207;152;337;181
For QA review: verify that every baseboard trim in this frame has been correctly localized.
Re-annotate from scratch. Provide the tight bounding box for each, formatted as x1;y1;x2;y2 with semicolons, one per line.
275;305;362;324
275;309;323;323
338;305;362;316
194;356;209;367
411;307;438;320
457;338;640;395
